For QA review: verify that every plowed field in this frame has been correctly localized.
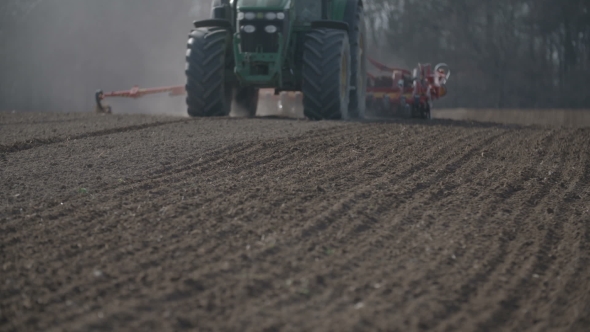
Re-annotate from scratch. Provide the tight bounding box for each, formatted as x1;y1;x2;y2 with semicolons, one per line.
1;110;589;331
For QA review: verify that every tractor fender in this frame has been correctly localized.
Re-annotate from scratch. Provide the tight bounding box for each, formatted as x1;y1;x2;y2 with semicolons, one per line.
342;0;363;36
193;19;233;32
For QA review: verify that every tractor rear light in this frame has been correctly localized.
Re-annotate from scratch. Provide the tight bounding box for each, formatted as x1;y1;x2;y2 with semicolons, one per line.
265;12;277;20
243;25;256;33
237;12;245;20
276;12;285;19
264;25;277;33
244;12;256;20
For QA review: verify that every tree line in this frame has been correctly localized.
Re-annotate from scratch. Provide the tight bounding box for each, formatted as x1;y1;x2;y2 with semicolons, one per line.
365;0;589;108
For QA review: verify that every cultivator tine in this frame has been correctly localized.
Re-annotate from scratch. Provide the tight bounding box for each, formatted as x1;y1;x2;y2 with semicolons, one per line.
366;56;450;119
94;90;112;114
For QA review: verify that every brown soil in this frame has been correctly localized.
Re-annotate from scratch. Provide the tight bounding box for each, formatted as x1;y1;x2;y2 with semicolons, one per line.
434;108;590;128
1;110;589;332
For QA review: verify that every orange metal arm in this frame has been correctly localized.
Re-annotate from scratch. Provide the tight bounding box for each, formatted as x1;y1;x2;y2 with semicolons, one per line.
102;85;186;99
368;57;412;76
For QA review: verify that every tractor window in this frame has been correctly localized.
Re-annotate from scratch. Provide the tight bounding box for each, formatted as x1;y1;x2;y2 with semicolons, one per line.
294;0;321;24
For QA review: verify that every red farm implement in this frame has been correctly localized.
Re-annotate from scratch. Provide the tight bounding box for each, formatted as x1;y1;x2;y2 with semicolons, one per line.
366;57;450;119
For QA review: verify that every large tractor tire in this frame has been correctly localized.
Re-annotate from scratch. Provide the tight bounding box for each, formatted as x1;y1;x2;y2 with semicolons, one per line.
347;2;367;119
185;28;232;117
302;28;351;120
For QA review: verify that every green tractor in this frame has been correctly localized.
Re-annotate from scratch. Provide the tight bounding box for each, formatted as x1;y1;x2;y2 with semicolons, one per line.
185;0;367;120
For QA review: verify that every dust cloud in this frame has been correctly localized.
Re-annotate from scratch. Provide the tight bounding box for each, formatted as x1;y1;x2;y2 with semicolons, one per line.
0;0;212;115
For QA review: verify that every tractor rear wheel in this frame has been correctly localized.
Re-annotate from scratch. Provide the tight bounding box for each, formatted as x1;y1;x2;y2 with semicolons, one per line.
185;28;232;117
302;28;351;120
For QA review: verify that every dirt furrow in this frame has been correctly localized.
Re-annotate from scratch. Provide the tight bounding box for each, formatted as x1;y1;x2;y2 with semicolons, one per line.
4;125;441;329
180;128;502;330
250;126;560;330
428;129;564;330
515;131;590;331
470;129;575;330
0;123;400;328
0;125;356;245
2;112;590;332
292;128;501;260
3;124;476;330
414;129;550;331
279;128;518;330
0;119;186;153
0;125;349;217
294;129;490;240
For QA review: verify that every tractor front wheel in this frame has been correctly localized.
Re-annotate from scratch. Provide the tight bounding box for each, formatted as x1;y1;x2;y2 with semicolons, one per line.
185;28;232;117
302;28;351;120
